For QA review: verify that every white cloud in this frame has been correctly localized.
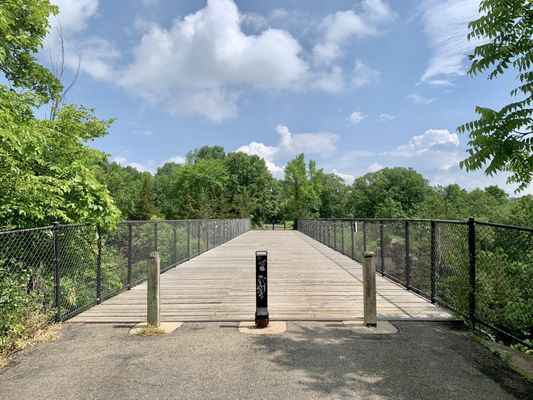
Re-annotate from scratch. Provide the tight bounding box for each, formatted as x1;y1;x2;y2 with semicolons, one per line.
406;93;435;105
368;162;384;172
332;169;355;184
165;156;186;164
48;0;99;34
379;113;395;122
420;0;484;85
383;129;462;171
349;111;365;125
352;59;380;88
312;0;394;65
118;0;309;122
401;129;460;154
46;0;389;120
45;0;120;81
236;141;278;162
236;124;340;176
112;156;157;173
112;154;186;173
67;37;120;81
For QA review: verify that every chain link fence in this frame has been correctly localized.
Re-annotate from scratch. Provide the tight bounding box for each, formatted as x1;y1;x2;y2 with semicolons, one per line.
0;219;250;325
299;218;533;350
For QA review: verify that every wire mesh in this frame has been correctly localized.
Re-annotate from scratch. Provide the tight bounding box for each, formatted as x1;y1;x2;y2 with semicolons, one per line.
0;219;249;324
298;218;532;349
0;227;56;333
58;224;98;318
475;223;533;345
381;220;406;284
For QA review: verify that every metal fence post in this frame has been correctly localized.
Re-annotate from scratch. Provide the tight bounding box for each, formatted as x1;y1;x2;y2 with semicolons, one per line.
379;221;385;276
53;222;61;322
341;222;345;254
363;220;367;252
127;223;133;289
172;223;177;265
468;217;476;328
187;220;191;259
96;225;102;304
405;220;411;289
197;221;201;255
334;221;337;250
430;221;436;303
154;222;158;251
206;221;210;250
351;220;355;259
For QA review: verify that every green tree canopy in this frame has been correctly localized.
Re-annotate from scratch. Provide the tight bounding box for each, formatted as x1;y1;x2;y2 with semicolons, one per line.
348;167;430;218
458;0;533;192
0;0;61;100
0;90;119;229
282;154;321;222
224;152;273;224
186;145;226;164
97;161;147;220
0;0;119;229
318;173;350;218
160;159;230;219
132;174;157;220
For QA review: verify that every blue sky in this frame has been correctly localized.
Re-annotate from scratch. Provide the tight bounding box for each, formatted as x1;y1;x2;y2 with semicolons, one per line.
40;0;528;193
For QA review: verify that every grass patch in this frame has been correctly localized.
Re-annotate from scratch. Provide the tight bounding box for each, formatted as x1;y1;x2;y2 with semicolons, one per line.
134;324;166;336
0;316;61;371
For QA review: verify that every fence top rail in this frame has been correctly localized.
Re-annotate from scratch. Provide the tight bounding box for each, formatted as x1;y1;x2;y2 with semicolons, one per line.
0;218;250;235
298;218;468;225
476;220;533;233
121;218;248;224
0;225;54;236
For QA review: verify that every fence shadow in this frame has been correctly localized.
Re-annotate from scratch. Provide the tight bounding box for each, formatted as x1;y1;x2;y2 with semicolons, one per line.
251;321;532;400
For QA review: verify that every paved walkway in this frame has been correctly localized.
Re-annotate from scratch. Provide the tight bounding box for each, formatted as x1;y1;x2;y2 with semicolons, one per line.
71;231;451;323
1;321;531;400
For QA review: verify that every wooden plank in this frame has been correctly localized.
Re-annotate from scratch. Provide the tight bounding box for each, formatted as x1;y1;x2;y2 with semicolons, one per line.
69;230;454;323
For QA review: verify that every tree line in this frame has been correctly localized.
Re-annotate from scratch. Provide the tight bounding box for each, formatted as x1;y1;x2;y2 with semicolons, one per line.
98;147;533;229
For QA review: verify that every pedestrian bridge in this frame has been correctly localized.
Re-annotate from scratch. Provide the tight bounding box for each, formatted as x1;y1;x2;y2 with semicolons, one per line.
70;230;452;323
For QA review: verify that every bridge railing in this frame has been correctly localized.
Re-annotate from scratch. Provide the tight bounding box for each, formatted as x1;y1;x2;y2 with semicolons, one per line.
0;219;250;323
298;218;532;350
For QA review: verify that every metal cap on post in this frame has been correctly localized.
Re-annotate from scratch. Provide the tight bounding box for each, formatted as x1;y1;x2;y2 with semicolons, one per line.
363;251;377;327
255;251;269;328
147;251;160;327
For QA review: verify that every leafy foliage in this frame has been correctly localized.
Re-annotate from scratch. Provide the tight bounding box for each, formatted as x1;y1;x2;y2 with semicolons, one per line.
458;0;533;192
348;168;430;218
0;89;120;229
0;0;61;101
281;154;321;222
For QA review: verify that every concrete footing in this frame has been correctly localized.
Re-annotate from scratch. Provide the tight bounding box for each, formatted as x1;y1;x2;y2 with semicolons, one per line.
238;321;286;335
129;322;183;335
343;320;398;335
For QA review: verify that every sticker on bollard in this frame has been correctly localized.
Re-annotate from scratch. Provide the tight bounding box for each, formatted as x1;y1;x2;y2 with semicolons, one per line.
255;251;269;328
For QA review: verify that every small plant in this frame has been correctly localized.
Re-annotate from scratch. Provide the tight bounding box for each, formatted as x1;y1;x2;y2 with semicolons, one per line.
134;324;165;336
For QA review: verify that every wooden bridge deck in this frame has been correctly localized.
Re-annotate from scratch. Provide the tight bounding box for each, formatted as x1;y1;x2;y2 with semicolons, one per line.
69;230;453;323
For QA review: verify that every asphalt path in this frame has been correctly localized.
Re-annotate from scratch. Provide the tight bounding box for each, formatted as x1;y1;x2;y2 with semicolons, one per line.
1;321;531;400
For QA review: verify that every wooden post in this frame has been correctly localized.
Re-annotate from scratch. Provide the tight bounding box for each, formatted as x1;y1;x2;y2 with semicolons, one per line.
147;251;160;327
363;251;377;327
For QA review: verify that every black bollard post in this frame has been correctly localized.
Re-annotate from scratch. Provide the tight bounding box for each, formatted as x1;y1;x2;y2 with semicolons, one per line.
255;251;269;328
